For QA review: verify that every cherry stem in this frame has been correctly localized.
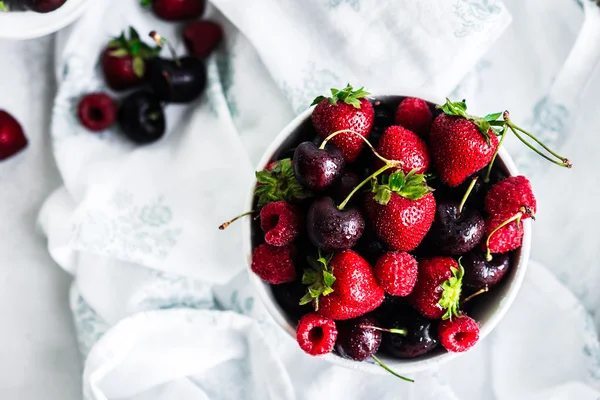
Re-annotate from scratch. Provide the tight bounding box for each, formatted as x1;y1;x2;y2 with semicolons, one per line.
218;210;255;230
319;129;390;165
149;31;181;67
458;176;478;215
461;286;489;305
371;355;414;383
360;325;407;336
337;163;398;210
484;207;526;261
509;123;571;167
484;120;509;183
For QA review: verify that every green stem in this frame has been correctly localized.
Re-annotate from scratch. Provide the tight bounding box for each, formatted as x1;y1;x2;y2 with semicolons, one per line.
508;122;571;166
458;177;478;214
509;127;570;167
484;124;509;183
337;164;393;210
218;210;255;230
149;31;181;66
372;355;414;383
360;325;407;336
319;129;389;164
485;210;523;261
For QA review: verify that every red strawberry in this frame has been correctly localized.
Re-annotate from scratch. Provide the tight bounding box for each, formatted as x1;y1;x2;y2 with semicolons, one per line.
365;170;435;252
485;216;524;254
408;257;463;319
395;97;432;137
143;0;205;21
184;20;224;59
300;250;384;320
251;244;296;284
374;251;418;297
102;27;161;91
260;201;302;247
374;125;430;175
485;175;536;221
296;313;337;356
430;100;499;187
311;84;374;163
438;314;479;352
0;110;27;161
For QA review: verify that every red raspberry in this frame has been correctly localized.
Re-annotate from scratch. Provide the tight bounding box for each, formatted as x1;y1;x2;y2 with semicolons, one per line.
485;216;524;254
78;93;117;132
374;252;418;297
438;315;479;352
485;176;536;221
250;244;296;284
394;97;433;137
260;201;302;246
296;313;337;356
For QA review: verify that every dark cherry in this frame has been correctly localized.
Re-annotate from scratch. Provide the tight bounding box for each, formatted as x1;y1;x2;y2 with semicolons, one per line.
335;315;382;361
293;142;345;191
331;171;361;204
434;169;508;209
306;197;365;252
382;306;439;359
428;201;484;255
370;100;395;146
118;91;166;144
147;57;206;104
462;250;511;291
271;281;312;320
353;227;387;264
27;0;66;13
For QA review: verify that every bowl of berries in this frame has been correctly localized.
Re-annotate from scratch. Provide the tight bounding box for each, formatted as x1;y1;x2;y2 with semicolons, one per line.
0;0;90;40
229;85;571;381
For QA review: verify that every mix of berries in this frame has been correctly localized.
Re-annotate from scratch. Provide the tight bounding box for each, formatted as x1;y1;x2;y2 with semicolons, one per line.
73;0;223;144
227;85;571;380
0;0;67;13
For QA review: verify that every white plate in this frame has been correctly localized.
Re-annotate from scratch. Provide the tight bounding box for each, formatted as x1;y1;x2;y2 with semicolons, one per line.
0;0;90;40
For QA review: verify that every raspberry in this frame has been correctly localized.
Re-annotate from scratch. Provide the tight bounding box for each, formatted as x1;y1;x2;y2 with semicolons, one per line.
250;244;296;284
296;313;337;356
394;97;433;137
438;315;479;352
260;201;302;246
77;93;117;132
485;175;536;221
374;252;418;296
485;216;524;254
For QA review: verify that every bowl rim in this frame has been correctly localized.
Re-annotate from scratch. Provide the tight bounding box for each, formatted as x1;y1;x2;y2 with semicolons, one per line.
243;95;531;375
0;0;90;40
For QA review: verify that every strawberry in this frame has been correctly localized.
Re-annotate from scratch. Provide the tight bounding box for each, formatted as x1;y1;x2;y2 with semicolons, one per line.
485;175;536;221
408;257;464;319
311;84;374;163
430;99;499;187
102;27;161;91
394;97;433;137
365;170;435;252
374;125;430;175
184;20;224;59
142;0;205;21
300;250;384;320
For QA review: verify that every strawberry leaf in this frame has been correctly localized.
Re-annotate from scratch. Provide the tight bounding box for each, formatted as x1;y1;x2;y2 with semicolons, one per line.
133;57;145;78
299;251;335;311
254;158;312;207
140;0;152;7
311;83;370;109
484;112;502;122
437;98;504;144
439;260;465;320
107;26;162;62
372;169;433;205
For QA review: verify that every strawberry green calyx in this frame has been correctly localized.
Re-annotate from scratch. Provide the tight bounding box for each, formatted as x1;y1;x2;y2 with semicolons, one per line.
299;251;336;311
311;84;370;109
108;27;161;78
372;169;434;205
439;261;465;320
254;158;311;207
140;0;152;7
437;98;502;143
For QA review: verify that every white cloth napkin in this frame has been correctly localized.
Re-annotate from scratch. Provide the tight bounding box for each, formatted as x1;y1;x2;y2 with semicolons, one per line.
37;0;600;398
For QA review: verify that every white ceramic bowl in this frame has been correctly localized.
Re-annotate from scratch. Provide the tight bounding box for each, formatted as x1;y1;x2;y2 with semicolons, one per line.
0;0;90;40
243;95;531;375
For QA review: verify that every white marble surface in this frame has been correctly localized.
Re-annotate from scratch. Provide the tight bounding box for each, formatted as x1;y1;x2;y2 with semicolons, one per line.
0;37;81;400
